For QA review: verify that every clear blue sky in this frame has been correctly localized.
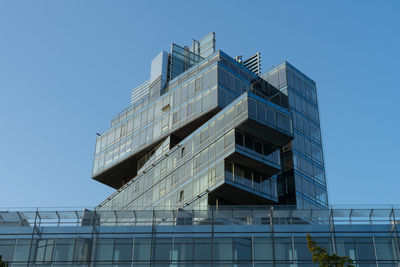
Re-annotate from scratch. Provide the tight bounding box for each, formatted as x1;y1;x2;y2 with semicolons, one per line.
0;1;399;208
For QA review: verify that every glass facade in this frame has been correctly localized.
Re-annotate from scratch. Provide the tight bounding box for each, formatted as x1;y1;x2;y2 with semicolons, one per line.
0;207;399;266
93;55;219;181
92;30;329;212
93;41;296;210
97;92;292;211
264;62;327;209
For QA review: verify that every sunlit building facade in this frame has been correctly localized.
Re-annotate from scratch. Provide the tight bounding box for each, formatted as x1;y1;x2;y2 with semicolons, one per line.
92;32;325;211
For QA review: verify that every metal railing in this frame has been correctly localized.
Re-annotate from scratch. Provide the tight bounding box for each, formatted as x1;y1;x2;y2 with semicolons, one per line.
1;206;400;228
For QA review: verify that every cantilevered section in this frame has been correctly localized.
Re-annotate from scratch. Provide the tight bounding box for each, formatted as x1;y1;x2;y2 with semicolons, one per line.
96;92;293;211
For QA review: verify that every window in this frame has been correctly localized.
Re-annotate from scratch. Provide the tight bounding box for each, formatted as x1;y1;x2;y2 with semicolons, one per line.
202;91;209;110
293;237;313;262
224;107;234;127
54;239;75;262
235;131;244;146
224;130;234;148
266;108;275;126
254;140;262;155
200;128;208;144
375;237;397;261
309;123;321;142
13;239;30;263
95;239;113;261
315;186;327;204
257;102;266;121
354;237;375;261
181;147;185;158
174;238;193;261
216;115;224;134
227;72;234;91
308;104;319;122
209;168;216;184
248;99;256;117
234;77;242;95
35;239;54;263
244;134;253;150
105;150;113;165
200;149;208;166
195;95;202;115
0;239;15;262
225;161;233;181
172;111;179;125
218;67;227;87
194;238;212;261
210;66;217;85
274;237;292;261
195;77;202;92
202;70;210;90
114;239;133;262
133;238;151;261
311;144;323;163
180;84;188;103
179;190;184;202
187;101;193;116
208;143;216;160
254;237;273;260
233;238;251;261
188;80;195;98
213;238;232;261
216;137;224;156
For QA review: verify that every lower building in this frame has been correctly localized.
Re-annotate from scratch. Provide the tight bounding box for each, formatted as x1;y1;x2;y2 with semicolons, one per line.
0;206;399;266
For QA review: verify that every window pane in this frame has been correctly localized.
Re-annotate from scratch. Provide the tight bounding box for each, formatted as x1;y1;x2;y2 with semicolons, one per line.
194;238;211;261
375;237;398;261
54;239;75;261
74;238;91;262
233;238;251;261
293;237;312;261
133;238;151;261
257;102;266;121
0;239;15;262
274;237;292;261
354;237;375;261
95;239;113;261
335;237;355;260
114;239;133;261
174;238;193;261
213;238;232;261
254;237;273;260
248;99;256;117
13;239;31;262
152;238;172;261
225;161;233;181
235;131;243;147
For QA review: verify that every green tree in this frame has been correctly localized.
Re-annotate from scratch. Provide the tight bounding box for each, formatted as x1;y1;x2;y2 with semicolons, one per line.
0;254;8;267
306;234;355;267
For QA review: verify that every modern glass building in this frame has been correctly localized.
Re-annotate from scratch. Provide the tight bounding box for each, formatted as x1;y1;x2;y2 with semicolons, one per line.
1;33;397;266
91;32;324;211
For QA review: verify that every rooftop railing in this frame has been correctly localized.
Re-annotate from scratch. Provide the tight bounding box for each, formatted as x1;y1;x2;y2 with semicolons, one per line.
1;205;400;228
